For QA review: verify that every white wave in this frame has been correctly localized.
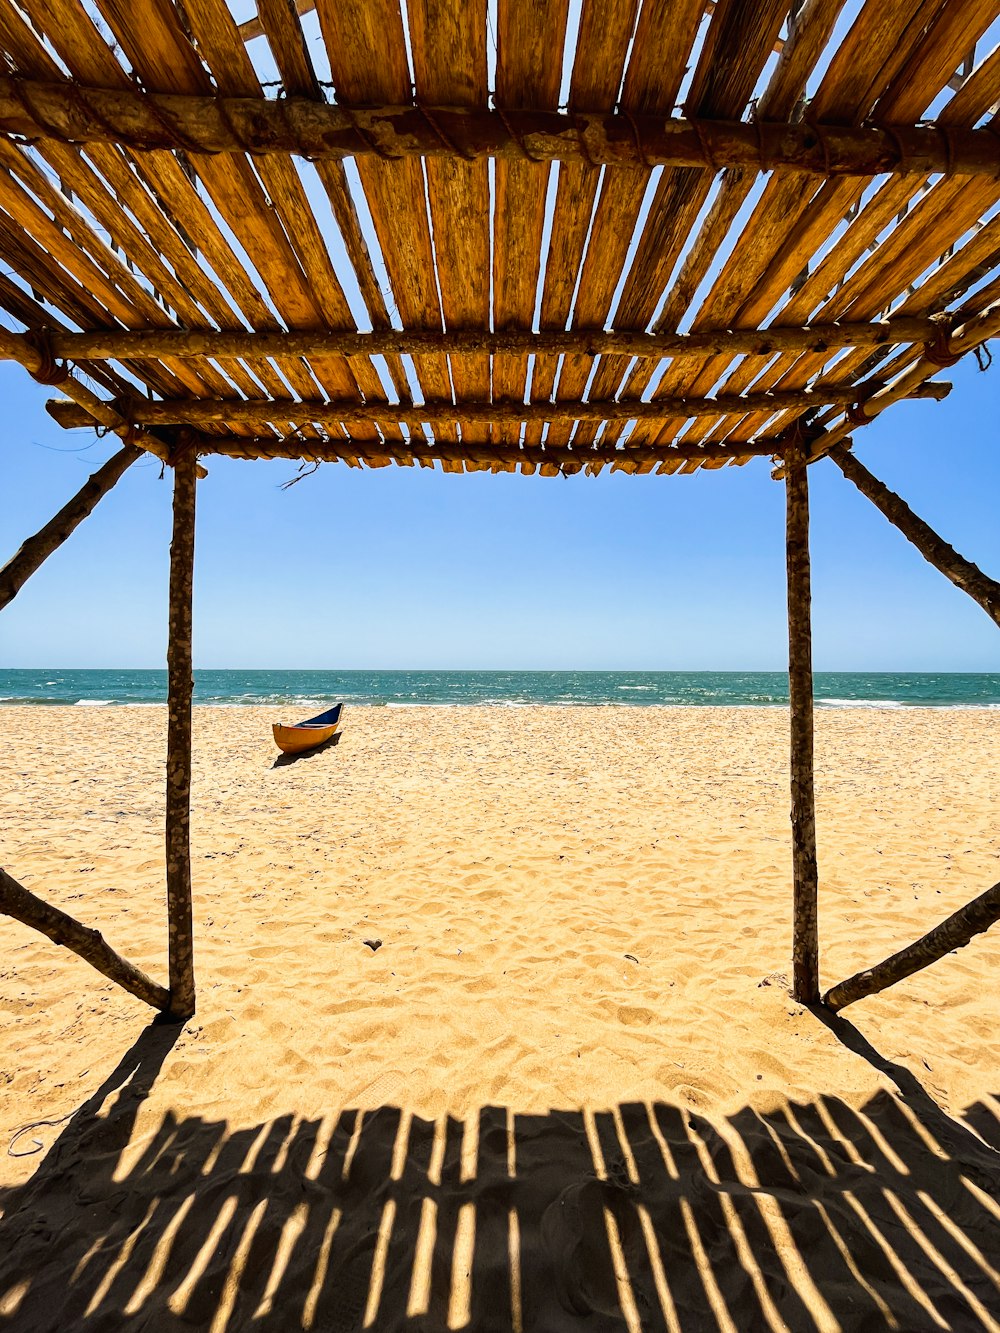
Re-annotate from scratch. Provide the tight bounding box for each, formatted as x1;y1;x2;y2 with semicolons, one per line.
74;698;115;706
817;698;905;708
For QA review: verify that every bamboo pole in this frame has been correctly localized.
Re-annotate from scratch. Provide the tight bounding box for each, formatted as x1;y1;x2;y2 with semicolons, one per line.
830;444;1000;628
45;380;951;433
165;445;197;1019
0;867;170;1010
0;316;949;365
785;440;820;1004
0;443;141;611
825;879;1000;1011
1;80;998;177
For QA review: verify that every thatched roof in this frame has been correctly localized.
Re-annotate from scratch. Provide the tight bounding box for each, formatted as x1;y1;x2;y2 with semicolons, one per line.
1;0;999;475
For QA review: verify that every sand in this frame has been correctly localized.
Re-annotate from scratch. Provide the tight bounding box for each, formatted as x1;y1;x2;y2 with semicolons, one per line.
1;704;999;1330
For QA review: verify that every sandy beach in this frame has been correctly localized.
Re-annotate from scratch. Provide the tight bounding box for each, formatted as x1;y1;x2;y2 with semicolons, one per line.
1;704;999;1330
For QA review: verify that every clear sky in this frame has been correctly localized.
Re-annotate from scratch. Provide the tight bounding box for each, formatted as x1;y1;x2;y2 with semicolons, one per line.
1;354;998;672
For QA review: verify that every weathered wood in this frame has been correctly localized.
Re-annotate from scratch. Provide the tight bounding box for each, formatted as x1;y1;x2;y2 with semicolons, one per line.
786;302;1000;471
0;327;194;473
825;879;1000;1011
0;866;170;1011
0;316;948;364
1;78;999;177
165;446;197;1019
190;431;778;471
45;380;951;433
785;440;820;1004
0;443;141;611
830;444;1000;628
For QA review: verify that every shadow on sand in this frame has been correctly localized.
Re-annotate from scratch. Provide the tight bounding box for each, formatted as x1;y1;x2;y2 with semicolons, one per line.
1;1014;999;1331
271;731;343;770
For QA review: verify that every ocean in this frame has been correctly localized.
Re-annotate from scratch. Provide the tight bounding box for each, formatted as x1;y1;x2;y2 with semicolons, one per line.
1;669;999;709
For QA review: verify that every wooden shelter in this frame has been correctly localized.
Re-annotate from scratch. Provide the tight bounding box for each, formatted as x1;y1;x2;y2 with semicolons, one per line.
2;0;1000;1020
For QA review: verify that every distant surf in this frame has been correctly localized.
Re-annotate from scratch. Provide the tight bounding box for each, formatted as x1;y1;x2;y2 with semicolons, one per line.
1;669;999;708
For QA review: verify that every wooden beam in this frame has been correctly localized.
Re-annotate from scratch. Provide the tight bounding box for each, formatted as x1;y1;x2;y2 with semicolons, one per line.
1;866;170;1011
0;443;141;611
0;317;950;365
830;444;1000;628
785;439;820;1004
0;328;202;475
796;299;1000;468
1;79;998;177
45;381;951;433
191;432;781;473
825;878;1000;1011
165;445;197;1020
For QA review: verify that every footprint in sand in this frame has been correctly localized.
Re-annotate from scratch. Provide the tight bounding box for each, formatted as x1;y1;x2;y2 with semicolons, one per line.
349;1070;406;1107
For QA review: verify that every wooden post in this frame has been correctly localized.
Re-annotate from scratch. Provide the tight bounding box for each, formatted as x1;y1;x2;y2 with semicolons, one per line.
165;445;197;1019
829;444;1000;628
786;441;820;1003
1;867;170;1010
825;878;1000;1011
0;443;141;611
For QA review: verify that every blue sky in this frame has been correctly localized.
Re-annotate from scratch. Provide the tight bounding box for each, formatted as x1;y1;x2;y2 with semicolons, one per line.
1;355;997;672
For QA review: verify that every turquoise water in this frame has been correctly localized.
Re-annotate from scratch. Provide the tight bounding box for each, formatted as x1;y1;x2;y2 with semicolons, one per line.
1;669;998;708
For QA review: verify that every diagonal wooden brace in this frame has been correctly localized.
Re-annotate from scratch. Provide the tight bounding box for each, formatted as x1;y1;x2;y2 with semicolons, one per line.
825;879;1000;1011
0;443;141;611
1;866;171;1011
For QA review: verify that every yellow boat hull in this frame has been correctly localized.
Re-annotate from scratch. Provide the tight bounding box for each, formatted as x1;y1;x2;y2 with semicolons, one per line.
272;722;341;755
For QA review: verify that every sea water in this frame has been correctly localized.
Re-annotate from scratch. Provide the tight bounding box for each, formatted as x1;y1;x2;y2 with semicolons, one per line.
1;668;999;709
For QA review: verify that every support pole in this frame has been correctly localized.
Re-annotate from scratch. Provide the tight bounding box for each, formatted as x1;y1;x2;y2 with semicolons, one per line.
829;444;1000;628
785;440;820;1003
0;443;141;611
165;445;197;1019
825;879;1000;1011
0;867;170;1010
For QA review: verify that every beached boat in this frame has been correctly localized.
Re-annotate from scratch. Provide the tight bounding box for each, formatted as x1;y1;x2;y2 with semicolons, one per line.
272;702;344;755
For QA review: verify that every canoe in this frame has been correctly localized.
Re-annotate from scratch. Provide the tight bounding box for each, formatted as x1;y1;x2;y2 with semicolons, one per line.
272;702;344;755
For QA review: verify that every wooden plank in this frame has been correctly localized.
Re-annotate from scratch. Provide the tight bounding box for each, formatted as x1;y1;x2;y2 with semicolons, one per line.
560;0;703;448
609;0;814;448
157;0;387;435
316;0;456;453
649;0;1000;457
493;0;570;444
539;0;640;448
13;0;312;424
875;0;1000;121
407;0;490;440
